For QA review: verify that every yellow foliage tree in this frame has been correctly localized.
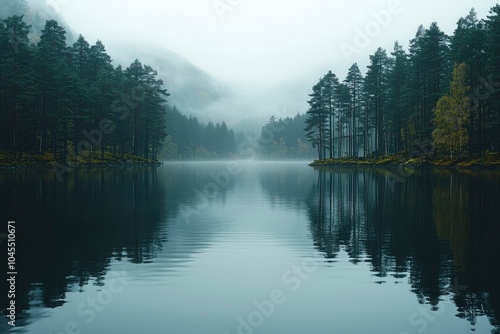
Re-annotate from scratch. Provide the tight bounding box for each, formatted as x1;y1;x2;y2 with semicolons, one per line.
432;63;470;158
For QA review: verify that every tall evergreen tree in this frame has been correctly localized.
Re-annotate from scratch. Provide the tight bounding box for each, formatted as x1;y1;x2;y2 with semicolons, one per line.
335;83;351;158
451;9;488;155
35;19;71;156
344;63;364;157
409;23;451;141
322;71;339;158
305;79;329;160
364;50;388;157
386;42;410;154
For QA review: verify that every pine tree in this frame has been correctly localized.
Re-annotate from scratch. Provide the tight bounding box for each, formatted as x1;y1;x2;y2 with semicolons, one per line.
322;71;339;158
35;19;71;156
410;23;451;141
305;79;329;160
386;42;410;154
344;63;364;158
364;50;388;157
335;83;350;158
451;8;488;155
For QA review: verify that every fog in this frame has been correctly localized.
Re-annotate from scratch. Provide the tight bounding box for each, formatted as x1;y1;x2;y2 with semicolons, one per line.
43;0;498;128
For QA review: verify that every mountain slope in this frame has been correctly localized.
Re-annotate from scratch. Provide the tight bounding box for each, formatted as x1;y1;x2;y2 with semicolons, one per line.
106;43;232;123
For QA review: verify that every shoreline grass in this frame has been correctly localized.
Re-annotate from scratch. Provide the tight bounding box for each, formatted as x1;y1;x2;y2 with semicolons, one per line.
309;152;500;169
0;150;161;169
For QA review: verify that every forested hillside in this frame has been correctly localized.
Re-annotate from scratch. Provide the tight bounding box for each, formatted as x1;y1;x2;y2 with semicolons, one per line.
258;114;315;159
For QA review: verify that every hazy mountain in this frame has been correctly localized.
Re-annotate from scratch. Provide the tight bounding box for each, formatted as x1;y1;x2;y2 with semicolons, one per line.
105;43;233;124
0;0;29;18
1;1;58;40
6;0;76;43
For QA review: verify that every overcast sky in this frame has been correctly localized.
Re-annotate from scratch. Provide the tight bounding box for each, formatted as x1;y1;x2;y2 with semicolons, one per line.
48;0;498;88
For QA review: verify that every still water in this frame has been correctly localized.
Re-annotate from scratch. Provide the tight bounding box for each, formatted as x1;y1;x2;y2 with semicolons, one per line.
1;161;499;334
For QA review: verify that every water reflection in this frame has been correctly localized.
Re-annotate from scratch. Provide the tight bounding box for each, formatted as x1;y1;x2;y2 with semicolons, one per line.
301;167;500;331
1;163;500;333
0;164;228;331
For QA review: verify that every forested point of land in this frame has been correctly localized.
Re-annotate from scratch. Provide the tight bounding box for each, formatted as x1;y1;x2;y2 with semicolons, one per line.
0;10;241;167
304;6;500;168
0;12;169;166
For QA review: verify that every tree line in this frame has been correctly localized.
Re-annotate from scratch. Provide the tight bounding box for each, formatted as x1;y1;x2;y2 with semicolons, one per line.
162;105;236;159
258;114;315;159
305;6;500;161
0;16;170;161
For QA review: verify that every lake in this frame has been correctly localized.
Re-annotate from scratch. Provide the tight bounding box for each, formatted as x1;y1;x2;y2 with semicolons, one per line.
1;161;500;334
